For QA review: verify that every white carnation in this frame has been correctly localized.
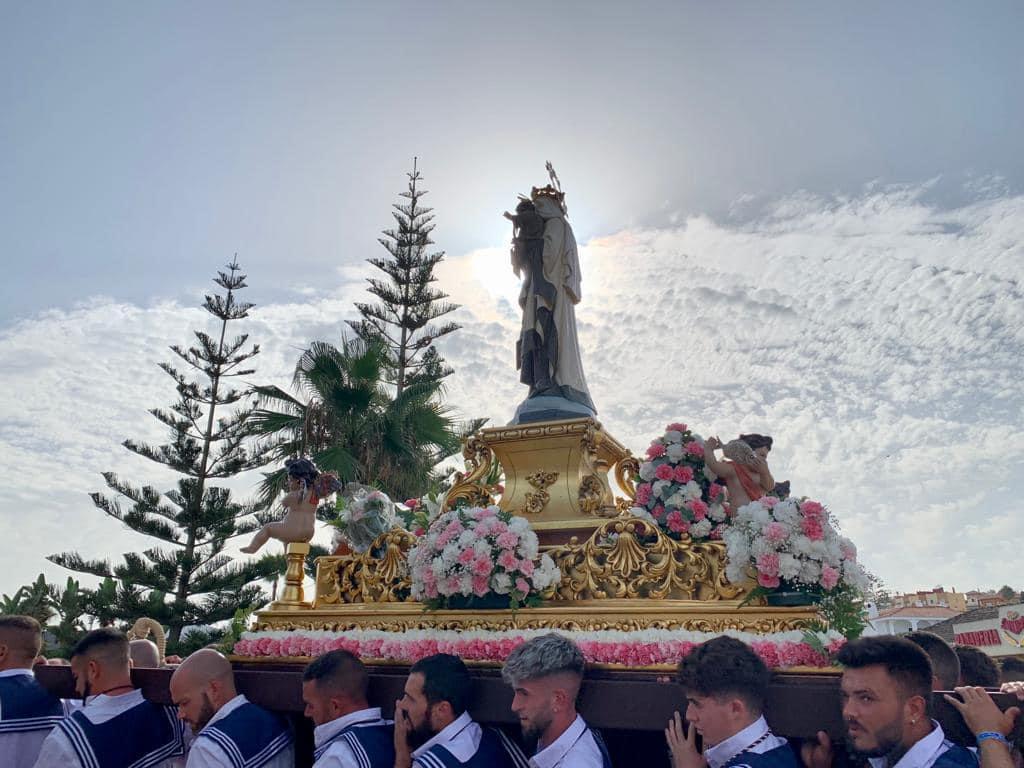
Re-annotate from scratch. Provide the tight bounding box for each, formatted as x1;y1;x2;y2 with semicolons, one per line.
639;462;656;481
709;503;727;522
665;429;684;443
779;553;801;580
683;481;702;501
493;572;512;594
691;520;712;538
666;443;685;461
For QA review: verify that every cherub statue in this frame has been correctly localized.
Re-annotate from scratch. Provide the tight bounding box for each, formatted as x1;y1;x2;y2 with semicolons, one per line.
503;197;545;278
702;433;776;508
240;457;342;554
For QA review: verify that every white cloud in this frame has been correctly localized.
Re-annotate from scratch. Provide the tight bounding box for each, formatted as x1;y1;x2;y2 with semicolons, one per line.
2;182;1022;597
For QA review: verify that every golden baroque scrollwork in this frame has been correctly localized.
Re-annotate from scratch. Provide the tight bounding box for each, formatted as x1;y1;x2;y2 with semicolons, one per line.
443;436;498;511
524;471;559;514
314;528;418;606
547;517;750;602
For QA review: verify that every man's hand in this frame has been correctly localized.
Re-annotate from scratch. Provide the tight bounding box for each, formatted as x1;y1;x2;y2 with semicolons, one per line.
945;686;1020;738
503;211;514;221
800;730;834;768
1001;681;1024;701
665;712;706;768
394;700;414;768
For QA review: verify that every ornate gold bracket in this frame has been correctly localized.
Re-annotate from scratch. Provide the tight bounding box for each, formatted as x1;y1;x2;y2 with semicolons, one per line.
271;542;311;609
313;528;417;607
547;517;750;602
525;471;559;514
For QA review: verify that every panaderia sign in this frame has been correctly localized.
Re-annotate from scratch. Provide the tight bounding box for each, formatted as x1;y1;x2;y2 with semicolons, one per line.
953;603;1024;657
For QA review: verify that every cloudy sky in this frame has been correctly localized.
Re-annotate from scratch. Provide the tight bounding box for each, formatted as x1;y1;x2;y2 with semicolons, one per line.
2;2;1022;599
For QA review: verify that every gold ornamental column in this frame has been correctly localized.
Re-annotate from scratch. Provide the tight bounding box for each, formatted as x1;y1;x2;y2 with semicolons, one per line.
271;542;311;609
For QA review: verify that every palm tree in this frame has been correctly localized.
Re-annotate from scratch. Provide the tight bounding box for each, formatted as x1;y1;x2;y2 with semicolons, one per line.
1;574;55;626
247;336;462;505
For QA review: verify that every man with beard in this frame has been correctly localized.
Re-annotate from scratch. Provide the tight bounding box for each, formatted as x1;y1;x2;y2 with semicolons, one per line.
665;636;797;768
502;633;610;768
394;653;527;768
822;636;979;768
302;649;394;767
169;649;293;768
32;628;188;768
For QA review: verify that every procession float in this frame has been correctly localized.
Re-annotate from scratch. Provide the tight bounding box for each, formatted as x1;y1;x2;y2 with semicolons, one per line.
232;166;869;673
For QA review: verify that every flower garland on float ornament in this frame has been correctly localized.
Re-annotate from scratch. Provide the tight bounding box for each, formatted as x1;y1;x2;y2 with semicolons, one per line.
407;504;561;610
628;423;730;540
723;496;869;596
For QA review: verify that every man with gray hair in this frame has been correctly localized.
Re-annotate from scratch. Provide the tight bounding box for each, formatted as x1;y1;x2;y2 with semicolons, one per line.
502;634;611;768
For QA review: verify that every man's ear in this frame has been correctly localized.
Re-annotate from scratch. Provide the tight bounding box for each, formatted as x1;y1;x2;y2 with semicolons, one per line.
905;694;928;724
0;642;8;664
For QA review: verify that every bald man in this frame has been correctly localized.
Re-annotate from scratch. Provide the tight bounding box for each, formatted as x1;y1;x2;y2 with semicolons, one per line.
33;627;188;768
130;639;162;669
170;649;293;768
0;616;65;768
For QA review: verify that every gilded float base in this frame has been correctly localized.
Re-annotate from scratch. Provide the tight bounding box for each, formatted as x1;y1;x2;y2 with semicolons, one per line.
254;598;820;634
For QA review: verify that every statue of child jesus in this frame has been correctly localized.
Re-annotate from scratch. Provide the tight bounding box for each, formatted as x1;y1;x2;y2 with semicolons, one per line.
503;197;545;278
240;457;341;554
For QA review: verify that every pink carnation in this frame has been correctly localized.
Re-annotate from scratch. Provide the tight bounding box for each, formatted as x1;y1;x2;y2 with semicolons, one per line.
801;516;824;541
405;498;419;508
654;463;675;481
762;495;779;508
708;483;723;500
472;557;493;577
762;521;787;544
673;465;694;484
646;442;666;459
497;550;517;570
651;504;665;520
684;441;704;457
756;552;780;577
757;573;781;589
496;531;519;550
472;575;490;597
667;423;688;432
820;564;840;590
458;548;476;565
800;500;824;516
635;483;652;505
515;578;530;594
685;499;708;520
666;510;690;534
517;558;535;576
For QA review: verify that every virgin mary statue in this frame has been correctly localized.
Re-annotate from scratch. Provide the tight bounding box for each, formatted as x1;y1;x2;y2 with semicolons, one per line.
508;173;596;424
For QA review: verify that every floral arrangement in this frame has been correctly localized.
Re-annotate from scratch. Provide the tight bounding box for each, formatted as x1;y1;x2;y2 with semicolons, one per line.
233;627;845;669
407;504;562;610
331;487;396;553
628;422;730;540
723;497;869;596
396;492;444;537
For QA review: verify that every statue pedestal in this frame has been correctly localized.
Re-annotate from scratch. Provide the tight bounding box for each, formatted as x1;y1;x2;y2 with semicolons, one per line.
270;542;311;610
446;417;636;546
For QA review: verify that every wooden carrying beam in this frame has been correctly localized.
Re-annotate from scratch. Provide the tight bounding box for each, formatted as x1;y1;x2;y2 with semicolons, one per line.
34;664;1020;768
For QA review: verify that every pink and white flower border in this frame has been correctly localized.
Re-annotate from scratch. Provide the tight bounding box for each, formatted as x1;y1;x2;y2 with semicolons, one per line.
233;627;845;669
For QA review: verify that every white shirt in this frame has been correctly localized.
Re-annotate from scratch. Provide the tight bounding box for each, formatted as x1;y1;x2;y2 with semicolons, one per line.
32;688;187;768
413;711;482;766
868;721;959;768
704;716;790;768
530;714;605;768
186;694;294;768
0;668;64;768
313;706;388;767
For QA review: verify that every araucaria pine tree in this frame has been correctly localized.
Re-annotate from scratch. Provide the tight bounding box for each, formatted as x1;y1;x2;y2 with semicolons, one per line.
349;158;460;396
49;258;279;646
